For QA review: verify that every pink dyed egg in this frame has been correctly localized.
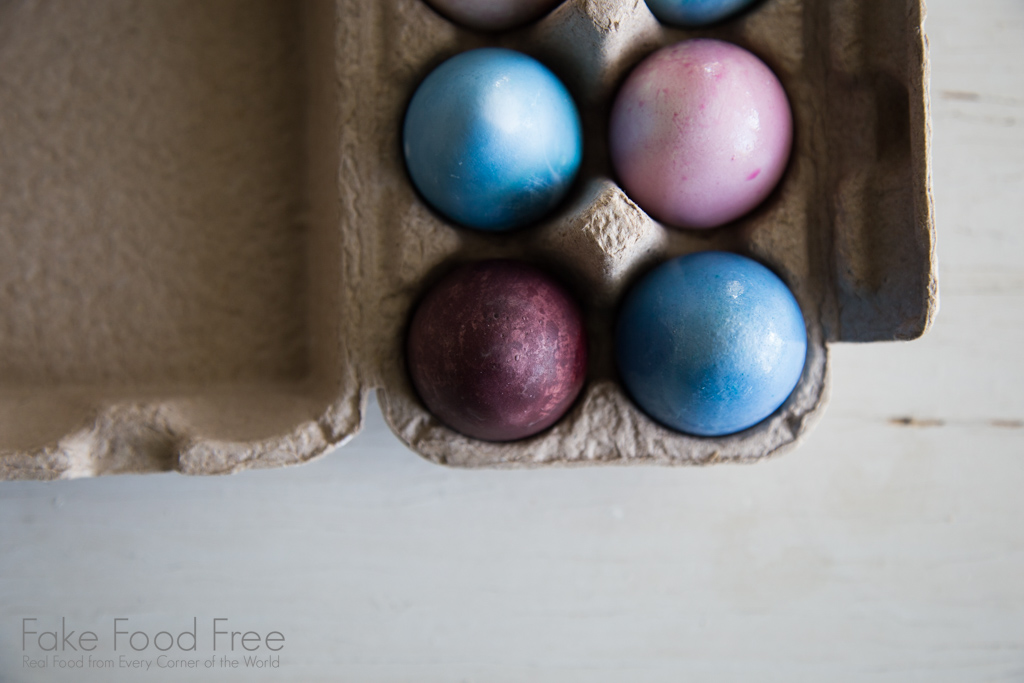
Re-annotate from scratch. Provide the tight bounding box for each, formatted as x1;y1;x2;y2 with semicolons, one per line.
426;0;562;31
609;39;792;229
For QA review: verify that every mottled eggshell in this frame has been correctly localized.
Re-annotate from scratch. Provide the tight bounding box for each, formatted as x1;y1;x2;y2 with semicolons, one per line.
644;0;760;27
426;0;563;31
615;251;807;437
407;260;588;442
403;48;583;232
609;39;792;229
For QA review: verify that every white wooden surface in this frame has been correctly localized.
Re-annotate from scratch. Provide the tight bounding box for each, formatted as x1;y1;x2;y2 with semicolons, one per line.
2;1;1023;680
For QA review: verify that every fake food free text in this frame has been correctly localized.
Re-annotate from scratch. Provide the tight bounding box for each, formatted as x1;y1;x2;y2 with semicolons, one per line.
21;617;285;653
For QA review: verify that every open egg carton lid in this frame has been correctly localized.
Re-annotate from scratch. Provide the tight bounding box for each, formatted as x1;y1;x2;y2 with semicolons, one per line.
0;0;935;480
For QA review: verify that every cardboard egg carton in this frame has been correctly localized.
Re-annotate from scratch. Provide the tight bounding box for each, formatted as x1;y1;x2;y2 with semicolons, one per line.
0;0;935;479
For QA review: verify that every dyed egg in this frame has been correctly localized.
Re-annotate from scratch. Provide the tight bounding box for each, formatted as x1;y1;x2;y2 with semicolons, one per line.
615;251;806;437
403;48;582;231
609;39;792;229
407;260;587;441
426;0;563;31
644;0;759;27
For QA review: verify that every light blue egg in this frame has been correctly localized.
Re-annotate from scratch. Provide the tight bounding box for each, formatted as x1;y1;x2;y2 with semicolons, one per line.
615;251;807;437
644;0;759;27
403;48;583;232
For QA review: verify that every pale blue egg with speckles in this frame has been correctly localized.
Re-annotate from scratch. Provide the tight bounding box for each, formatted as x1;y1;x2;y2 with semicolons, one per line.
645;0;759;26
403;48;582;231
615;251;807;436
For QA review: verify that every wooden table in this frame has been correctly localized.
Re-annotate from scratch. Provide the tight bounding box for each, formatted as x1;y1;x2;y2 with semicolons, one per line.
2;0;1022;680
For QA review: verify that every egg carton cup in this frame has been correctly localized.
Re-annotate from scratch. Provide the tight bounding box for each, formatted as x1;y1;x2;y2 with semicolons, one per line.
0;0;935;479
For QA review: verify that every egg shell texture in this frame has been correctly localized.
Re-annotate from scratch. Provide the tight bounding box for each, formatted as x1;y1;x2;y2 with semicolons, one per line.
407;260;588;442
403;48;583;231
615;251;807;436
609;38;792;229
644;0;760;27
426;0;564;31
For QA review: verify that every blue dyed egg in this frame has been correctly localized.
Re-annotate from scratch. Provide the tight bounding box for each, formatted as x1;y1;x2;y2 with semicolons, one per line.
615;251;807;437
403;48;583;231
644;0;759;27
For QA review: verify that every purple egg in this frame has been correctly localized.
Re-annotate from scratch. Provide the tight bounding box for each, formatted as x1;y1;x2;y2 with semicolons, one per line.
407;260;587;442
426;0;562;31
609;39;792;229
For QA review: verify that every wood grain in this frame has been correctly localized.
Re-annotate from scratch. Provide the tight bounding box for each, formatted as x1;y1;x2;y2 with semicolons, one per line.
1;0;1022;680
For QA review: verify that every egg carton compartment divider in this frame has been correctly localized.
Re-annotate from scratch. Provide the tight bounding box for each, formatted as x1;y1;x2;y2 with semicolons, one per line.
0;0;934;479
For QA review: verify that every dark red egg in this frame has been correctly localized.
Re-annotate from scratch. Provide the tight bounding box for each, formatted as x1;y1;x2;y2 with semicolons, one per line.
406;260;588;441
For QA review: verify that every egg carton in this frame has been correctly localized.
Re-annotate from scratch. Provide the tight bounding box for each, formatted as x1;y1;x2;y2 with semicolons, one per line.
0;0;935;479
